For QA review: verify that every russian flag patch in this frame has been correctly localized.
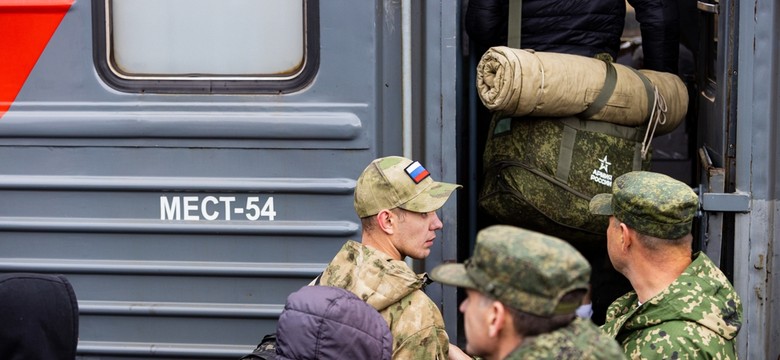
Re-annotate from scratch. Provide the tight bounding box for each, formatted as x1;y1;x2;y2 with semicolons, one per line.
405;161;430;184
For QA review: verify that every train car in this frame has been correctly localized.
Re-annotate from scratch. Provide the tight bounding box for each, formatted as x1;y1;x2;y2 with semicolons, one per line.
1;1;459;359
0;0;776;359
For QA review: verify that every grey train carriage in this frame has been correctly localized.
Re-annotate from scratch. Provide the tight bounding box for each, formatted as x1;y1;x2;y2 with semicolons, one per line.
0;0;777;359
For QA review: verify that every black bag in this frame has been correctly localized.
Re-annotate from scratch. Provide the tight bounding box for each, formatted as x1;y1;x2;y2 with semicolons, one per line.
239;333;277;360
479;115;651;248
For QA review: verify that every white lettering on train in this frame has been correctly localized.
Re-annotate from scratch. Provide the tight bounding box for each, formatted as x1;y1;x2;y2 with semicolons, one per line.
160;196;276;221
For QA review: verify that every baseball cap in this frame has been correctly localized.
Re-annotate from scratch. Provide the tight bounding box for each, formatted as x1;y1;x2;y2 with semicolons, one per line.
589;171;698;239
430;225;590;317
354;156;461;218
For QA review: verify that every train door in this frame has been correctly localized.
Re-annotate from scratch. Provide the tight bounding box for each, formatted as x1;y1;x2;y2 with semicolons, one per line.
693;0;779;358
0;1;460;359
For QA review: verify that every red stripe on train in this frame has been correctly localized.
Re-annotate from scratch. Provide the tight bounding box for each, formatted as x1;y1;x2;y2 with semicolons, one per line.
0;0;74;119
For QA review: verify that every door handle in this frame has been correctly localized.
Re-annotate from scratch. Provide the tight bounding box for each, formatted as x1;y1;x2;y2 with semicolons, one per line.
697;1;719;14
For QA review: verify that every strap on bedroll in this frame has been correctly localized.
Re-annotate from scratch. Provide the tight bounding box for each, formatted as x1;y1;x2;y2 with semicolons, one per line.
578;59;617;119
507;0;522;48
578;59;656;122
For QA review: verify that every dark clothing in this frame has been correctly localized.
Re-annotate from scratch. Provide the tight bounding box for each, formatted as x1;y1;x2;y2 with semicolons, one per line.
0;273;79;360
465;0;680;73
275;285;393;360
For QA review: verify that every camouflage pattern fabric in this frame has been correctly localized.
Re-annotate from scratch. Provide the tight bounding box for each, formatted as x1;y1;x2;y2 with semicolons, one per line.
589;171;699;239
601;253;743;359
319;240;449;360
504;318;626;359
479;115;650;248
430;225;590;316
354;156;461;217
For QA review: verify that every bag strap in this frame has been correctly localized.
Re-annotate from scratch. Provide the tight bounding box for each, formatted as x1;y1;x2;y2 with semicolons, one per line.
507;0;522;48
628;68;656;117
556;118;646;184
578;60;618;120
556;124;577;183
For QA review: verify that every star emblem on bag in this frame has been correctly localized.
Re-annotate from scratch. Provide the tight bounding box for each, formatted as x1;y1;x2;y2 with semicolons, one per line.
598;156;611;173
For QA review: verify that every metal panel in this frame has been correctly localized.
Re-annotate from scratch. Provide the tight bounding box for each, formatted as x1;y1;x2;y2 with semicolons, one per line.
733;0;779;358
0;1;446;359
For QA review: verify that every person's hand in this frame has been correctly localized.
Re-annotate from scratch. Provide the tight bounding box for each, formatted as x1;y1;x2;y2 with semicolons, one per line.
448;343;473;360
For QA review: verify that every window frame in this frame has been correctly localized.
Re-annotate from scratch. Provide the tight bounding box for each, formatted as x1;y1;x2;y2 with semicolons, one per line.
92;0;319;94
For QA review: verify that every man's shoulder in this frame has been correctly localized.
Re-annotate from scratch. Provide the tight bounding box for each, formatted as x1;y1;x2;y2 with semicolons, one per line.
384;289;443;323
601;291;638;337
618;320;738;359
507;319;625;360
322;240;382;275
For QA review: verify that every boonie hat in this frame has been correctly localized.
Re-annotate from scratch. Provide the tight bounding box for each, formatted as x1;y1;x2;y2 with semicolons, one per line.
354;156;461;217
430;225;590;317
589;171;698;239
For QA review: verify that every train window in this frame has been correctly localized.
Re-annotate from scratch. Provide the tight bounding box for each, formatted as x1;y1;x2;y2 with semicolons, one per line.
93;0;319;93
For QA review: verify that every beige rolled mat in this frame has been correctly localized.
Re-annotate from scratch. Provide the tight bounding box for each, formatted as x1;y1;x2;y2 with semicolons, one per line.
477;46;688;135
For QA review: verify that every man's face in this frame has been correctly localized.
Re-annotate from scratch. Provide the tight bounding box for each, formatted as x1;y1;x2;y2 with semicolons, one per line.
459;289;495;357
393;209;443;259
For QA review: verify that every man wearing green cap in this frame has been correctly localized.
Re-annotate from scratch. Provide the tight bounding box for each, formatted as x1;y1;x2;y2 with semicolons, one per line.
432;225;625;360
589;171;743;359
317;156;461;359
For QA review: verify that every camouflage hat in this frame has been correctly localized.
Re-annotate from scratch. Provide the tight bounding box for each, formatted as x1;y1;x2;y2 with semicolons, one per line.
354;156;461;217
589;171;699;239
429;225;591;317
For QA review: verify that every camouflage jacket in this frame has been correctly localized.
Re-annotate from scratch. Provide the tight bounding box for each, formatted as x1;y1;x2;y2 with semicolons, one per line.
319;240;449;360
601;252;743;359
504;317;626;359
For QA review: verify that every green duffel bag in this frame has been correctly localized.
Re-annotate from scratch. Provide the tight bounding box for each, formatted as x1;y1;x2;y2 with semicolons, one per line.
479;115;651;248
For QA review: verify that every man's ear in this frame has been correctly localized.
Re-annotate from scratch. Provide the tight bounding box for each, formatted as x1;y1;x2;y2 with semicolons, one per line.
619;222;632;252
375;209;395;234
487;300;506;338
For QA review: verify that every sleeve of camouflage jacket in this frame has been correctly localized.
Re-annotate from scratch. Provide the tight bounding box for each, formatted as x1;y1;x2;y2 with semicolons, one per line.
392;324;449;360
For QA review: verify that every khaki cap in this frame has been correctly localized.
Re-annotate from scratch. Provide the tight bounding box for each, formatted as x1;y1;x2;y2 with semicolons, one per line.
354;156;461;217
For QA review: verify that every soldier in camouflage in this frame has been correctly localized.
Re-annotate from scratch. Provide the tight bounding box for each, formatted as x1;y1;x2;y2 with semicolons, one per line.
590;171;743;359
318;156;461;359
431;225;626;360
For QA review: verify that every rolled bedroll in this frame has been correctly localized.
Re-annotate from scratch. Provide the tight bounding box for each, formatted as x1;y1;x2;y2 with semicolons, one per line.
476;46;688;135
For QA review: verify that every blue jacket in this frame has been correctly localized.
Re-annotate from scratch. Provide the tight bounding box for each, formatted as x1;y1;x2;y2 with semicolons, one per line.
466;0;679;72
275;285;393;360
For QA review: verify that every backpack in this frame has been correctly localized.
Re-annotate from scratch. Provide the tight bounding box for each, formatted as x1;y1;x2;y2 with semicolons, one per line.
239;333;277;360
478;115;651;248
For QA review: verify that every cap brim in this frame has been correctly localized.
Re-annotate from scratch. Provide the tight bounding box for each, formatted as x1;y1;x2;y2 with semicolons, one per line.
400;181;461;213
589;193;614;215
429;263;476;289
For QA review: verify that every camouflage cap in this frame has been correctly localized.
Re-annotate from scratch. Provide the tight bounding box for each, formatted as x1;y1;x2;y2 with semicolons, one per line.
589;171;699;239
429;225;591;317
354;156;461;217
